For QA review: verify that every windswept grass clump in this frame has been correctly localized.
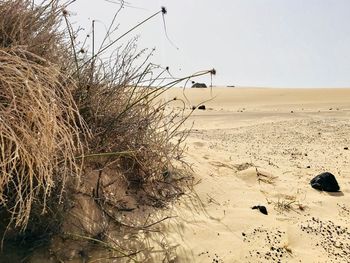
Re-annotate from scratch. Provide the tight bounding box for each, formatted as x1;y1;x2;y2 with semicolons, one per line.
0;0;215;260
0;0;68;64
0;1;85;233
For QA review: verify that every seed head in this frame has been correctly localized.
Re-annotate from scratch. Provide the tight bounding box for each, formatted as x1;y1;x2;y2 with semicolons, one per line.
161;6;167;14
62;9;68;16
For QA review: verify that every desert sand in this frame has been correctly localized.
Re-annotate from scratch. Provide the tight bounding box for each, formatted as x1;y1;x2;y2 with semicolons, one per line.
157;87;350;262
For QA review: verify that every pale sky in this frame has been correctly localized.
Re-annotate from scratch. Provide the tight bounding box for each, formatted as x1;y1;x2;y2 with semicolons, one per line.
67;0;350;88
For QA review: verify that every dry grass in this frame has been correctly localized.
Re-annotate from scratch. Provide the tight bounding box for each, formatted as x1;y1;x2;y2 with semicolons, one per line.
0;47;85;232
0;0;214;260
256;167;277;185
72;40;194;207
267;195;307;214
0;0;68;64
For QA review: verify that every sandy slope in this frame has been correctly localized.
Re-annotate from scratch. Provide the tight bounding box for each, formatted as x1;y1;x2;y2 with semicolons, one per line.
160;87;350;262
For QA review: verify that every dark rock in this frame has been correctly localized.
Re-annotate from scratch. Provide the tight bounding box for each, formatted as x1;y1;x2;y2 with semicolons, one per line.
198;105;206;110
191;82;207;88
310;172;340;192
344;147;348;150
252;205;268;215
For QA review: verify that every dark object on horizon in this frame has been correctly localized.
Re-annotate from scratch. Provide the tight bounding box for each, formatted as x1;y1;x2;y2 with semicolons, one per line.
252;205;268;215
310;172;340;192
227;85;235;88
191;81;207;88
198;105;206;110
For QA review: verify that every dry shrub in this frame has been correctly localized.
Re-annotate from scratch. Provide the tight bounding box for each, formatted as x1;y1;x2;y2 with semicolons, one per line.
0;48;84;231
0;0;186;236
72;32;193;205
0;0;66;64
0;0;86;236
0;0;212;260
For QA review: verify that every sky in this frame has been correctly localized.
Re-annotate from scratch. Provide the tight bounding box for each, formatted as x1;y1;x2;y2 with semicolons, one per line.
66;0;350;88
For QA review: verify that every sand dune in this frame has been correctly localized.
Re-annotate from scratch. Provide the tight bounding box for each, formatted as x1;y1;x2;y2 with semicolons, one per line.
159;87;350;262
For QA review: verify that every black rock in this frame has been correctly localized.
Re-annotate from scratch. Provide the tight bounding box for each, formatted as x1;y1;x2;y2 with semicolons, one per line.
310;172;340;192
344;147;348;150
191;82;207;88
252;205;268;215
198;105;206;110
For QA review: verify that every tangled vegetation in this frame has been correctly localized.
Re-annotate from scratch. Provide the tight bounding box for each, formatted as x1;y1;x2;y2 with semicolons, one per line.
0;0;214;261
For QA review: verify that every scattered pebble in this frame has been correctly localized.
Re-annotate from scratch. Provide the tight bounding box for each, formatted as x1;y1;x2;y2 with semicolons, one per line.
300;218;350;262
243;227;290;262
198;251;224;262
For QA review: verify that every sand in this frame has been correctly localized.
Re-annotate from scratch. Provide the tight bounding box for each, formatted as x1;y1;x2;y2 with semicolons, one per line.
157;87;350;262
